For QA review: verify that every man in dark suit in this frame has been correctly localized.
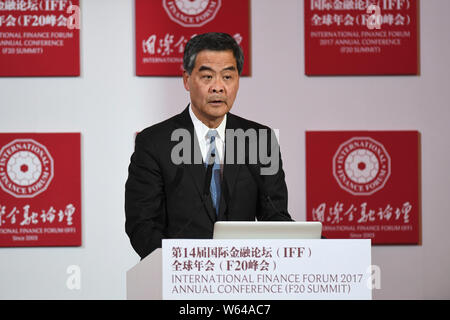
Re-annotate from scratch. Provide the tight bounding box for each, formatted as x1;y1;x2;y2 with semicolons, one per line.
125;32;292;259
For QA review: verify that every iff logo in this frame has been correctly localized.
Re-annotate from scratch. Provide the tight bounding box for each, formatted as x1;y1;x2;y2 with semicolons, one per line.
332;137;391;196
0;139;54;198
162;0;222;27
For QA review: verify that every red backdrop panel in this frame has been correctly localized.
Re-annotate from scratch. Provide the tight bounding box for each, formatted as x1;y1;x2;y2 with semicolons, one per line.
0;0;80;77
306;131;420;244
0;133;81;247
136;0;251;76
304;0;419;75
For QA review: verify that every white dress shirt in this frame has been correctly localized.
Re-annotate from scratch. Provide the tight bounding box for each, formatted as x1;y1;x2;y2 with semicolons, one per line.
189;104;226;166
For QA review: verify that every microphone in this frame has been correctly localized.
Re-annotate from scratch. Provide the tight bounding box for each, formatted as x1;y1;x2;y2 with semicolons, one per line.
221;174;231;221
203;153;215;196
245;162;292;221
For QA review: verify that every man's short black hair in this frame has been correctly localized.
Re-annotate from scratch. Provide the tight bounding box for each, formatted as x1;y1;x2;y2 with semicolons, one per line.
183;32;244;75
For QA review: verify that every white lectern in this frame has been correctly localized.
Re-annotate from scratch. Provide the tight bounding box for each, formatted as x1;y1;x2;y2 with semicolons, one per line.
127;239;372;300
127;248;162;300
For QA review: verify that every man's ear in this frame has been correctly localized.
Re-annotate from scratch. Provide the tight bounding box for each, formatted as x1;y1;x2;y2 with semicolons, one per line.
182;70;190;91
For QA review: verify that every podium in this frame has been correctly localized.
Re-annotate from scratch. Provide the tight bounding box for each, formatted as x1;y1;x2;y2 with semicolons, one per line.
127;239;372;300
127;248;163;300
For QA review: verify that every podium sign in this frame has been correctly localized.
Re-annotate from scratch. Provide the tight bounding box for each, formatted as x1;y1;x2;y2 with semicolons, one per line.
162;239;372;300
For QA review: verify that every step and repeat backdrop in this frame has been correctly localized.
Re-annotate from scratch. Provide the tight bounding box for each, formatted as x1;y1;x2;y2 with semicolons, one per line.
0;0;421;248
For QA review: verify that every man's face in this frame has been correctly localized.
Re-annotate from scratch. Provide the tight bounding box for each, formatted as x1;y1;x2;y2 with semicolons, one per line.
183;50;240;127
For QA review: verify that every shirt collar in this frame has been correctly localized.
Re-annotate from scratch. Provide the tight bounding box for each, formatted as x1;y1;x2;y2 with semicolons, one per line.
189;104;227;142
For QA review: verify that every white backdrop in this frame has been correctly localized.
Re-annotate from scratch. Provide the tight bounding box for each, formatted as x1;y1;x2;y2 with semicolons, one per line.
0;0;449;299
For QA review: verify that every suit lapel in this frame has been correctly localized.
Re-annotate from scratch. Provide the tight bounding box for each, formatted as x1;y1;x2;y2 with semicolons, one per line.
175;106;217;223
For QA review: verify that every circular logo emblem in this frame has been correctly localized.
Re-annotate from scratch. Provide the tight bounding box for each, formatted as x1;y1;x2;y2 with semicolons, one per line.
0;139;54;198
333;137;391;196
163;0;222;27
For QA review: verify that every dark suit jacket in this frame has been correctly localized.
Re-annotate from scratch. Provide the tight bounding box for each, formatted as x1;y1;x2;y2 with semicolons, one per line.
125;106;292;259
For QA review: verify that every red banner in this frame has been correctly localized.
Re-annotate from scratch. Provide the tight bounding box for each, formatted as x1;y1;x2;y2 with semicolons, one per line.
306;131;420;244
0;133;81;247
304;0;419;75
0;0;80;76
135;0;251;76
